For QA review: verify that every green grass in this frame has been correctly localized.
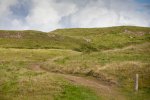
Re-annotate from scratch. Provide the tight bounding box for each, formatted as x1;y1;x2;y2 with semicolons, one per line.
42;42;150;99
0;48;100;100
0;30;91;51
0;48;80;62
0;61;101;100
0;26;150;100
1;26;150;51
54;83;101;100
52;26;150;50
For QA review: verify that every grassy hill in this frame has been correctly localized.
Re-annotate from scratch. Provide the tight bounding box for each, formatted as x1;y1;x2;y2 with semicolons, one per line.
0;26;150;100
52;26;150;50
1;26;149;51
0;30;89;50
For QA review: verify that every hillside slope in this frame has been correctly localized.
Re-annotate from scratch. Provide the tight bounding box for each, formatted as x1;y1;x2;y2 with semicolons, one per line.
52;26;150;50
1;26;150;51
0;30;89;51
0;26;150;100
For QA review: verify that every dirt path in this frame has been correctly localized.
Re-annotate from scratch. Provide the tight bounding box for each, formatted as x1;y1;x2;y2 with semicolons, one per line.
61;73;125;100
29;64;126;100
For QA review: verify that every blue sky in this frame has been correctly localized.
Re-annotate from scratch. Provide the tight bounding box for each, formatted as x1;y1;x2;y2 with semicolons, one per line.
137;0;150;3
0;0;150;32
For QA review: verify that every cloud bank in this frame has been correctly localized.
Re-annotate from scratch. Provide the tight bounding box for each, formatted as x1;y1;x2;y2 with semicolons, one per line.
0;0;150;31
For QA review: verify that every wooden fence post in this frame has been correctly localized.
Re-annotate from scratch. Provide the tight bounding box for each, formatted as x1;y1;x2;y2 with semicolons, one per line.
135;74;139;92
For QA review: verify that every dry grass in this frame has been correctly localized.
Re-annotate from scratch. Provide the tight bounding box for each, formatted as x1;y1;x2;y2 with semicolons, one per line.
0;26;150;100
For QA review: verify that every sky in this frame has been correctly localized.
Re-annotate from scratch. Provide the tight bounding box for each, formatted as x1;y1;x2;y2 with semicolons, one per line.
0;0;150;32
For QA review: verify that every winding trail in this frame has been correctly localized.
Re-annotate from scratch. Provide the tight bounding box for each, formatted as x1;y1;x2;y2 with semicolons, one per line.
29;62;126;100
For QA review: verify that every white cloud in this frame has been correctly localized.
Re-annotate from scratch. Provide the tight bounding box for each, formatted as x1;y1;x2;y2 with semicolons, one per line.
0;0;28;30
25;0;77;31
0;0;18;18
0;0;150;31
70;0;150;28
